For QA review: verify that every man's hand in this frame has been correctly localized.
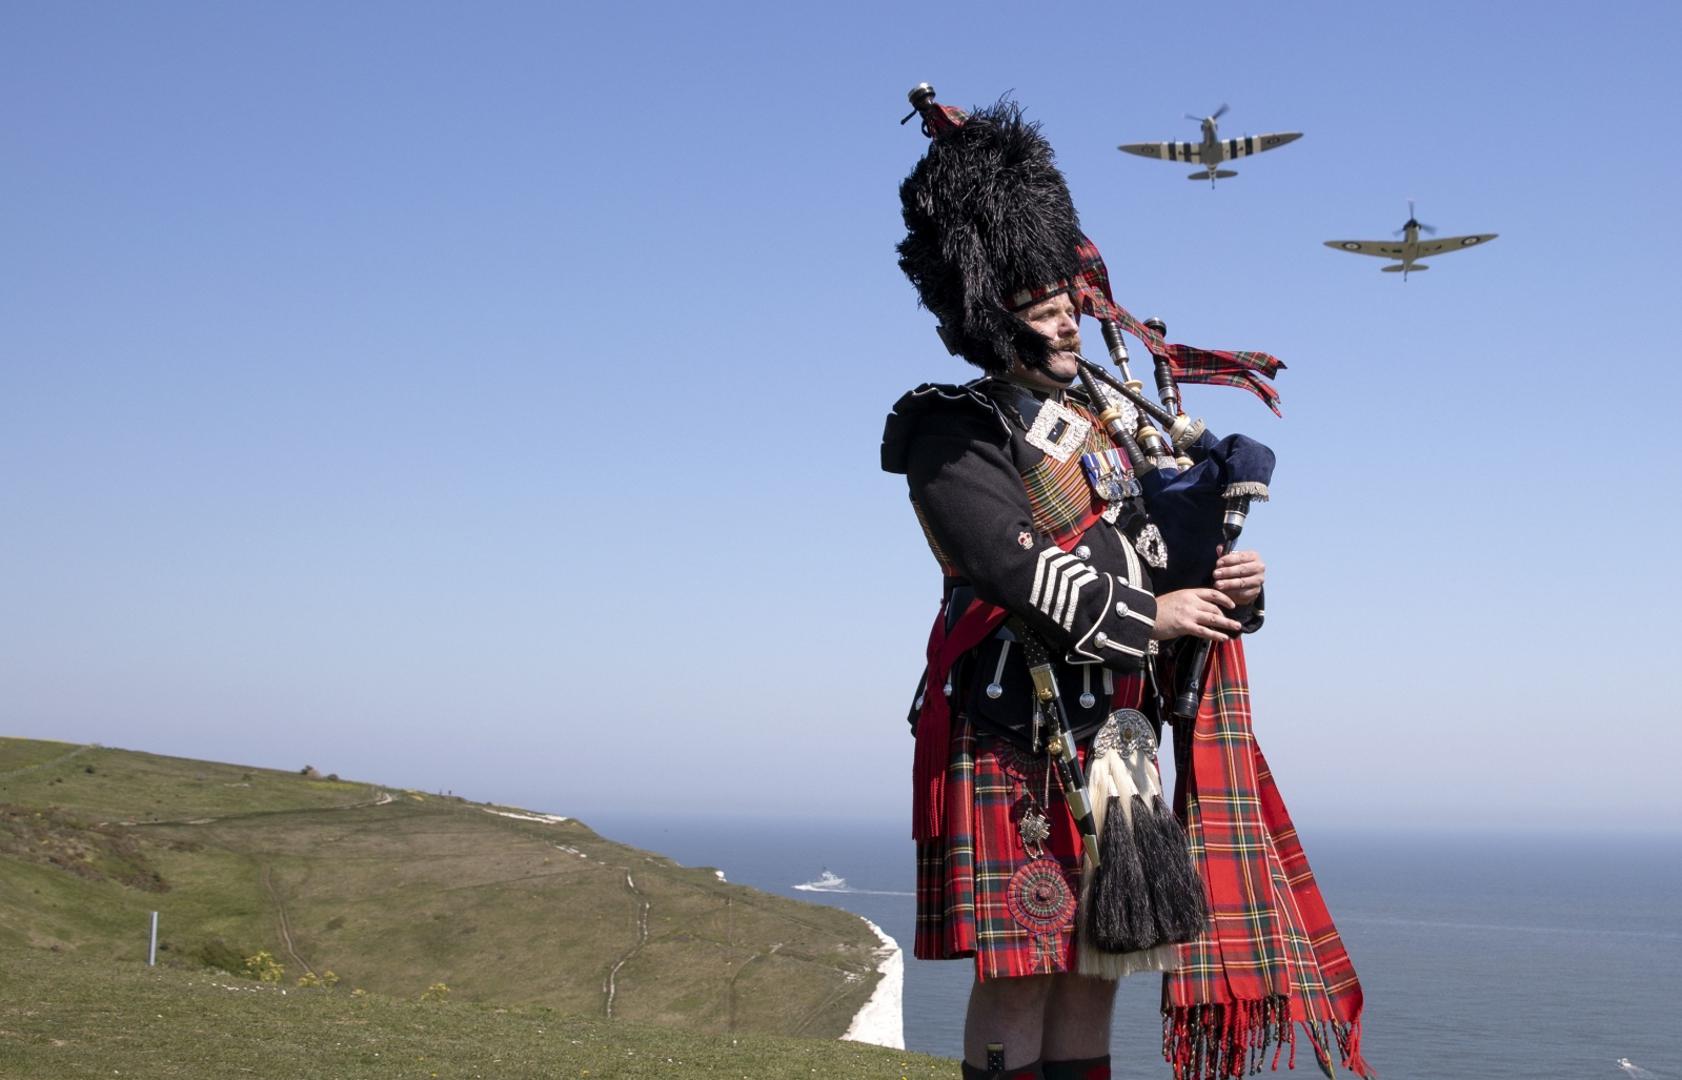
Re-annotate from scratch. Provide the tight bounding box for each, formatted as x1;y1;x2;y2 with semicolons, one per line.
1150;589;1242;642
1211;549;1265;606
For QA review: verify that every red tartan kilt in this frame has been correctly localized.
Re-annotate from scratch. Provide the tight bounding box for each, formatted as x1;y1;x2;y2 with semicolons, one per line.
914;716;1092;981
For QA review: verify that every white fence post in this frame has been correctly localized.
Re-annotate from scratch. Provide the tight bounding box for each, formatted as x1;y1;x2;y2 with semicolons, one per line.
148;911;158;966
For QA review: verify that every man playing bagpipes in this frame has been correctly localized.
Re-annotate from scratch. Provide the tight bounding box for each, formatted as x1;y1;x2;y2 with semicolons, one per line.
882;89;1373;1080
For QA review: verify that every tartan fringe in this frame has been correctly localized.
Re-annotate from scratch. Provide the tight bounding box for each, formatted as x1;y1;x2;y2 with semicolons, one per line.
1161;1000;1373;1080
1162;998;1291;1079
1339;1018;1374;1079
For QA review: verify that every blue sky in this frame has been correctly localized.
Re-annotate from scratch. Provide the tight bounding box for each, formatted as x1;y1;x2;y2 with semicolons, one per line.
3;1;1678;834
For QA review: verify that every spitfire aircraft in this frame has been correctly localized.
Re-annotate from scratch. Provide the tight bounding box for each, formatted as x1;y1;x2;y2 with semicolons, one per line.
1323;201;1497;280
1118;105;1302;186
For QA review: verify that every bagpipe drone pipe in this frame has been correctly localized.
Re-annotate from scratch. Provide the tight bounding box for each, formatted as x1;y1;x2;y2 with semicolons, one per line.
1070;320;1278;721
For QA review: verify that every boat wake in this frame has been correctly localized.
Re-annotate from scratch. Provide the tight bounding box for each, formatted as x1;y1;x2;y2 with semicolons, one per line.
793;870;912;897
1619;1059;1662;1078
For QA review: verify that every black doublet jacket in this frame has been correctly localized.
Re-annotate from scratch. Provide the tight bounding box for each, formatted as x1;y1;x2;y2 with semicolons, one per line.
882;378;1161;745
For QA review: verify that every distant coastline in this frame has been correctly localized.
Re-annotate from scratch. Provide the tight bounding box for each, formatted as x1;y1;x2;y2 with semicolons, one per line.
841;916;904;1050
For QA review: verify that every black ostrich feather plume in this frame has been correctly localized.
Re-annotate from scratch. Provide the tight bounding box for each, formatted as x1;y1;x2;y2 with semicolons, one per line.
897;100;1084;374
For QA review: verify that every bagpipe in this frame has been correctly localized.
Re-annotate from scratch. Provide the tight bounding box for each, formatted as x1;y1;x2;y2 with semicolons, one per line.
1071;313;1277;721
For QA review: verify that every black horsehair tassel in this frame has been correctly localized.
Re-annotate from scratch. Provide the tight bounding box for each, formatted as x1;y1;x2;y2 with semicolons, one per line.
1133;794;1210;944
1087;794;1155;953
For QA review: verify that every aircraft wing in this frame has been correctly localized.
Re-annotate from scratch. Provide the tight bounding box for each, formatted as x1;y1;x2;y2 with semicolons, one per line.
1217;132;1302;161
1411;233;1498;257
1118;141;1202;164
1323;240;1408;258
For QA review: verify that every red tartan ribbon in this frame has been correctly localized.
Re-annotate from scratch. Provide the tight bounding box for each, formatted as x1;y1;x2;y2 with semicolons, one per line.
1073;238;1286;416
1163;640;1372;1079
911;506;1104;841
1005;239;1285;415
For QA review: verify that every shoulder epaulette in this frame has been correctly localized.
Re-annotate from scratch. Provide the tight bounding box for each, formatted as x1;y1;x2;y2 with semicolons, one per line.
881;380;1011;475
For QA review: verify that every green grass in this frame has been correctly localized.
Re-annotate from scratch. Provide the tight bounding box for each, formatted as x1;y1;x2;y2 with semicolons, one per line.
0;946;953;1079
0;737;894;1046
0;737;376;822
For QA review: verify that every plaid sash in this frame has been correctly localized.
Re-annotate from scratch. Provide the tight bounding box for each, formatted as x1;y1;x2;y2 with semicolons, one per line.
1164;640;1373;1079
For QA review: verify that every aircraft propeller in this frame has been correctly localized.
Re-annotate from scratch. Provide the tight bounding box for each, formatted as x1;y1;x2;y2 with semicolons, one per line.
1394;199;1438;236
1185;103;1229;124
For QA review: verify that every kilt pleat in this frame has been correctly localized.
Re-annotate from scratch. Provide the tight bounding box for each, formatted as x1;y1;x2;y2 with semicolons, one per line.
914;717;1086;980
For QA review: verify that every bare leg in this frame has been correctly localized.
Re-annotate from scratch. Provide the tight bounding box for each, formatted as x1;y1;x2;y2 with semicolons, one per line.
964;974;1052;1068
1040;973;1117;1061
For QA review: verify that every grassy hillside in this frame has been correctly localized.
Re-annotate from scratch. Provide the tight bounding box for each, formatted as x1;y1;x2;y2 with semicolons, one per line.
0;946;949;1079
0;737;890;1043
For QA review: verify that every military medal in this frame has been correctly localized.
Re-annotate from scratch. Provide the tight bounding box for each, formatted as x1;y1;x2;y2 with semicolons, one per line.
1080;447;1141;504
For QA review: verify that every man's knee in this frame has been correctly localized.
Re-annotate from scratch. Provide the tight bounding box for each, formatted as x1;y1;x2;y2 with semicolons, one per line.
1040;974;1117;1062
1044;973;1117;1016
965;974;1054;1072
971;973;1054;1012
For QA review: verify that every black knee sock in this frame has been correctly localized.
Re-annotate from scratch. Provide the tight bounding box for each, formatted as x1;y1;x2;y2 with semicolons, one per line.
961;1058;1043;1079
1041;1055;1110;1080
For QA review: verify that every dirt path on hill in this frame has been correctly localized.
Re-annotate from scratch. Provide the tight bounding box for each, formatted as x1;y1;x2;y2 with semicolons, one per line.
0;743;91;781
726;936;784;1032
128;788;394;827
601;870;649;1019
260;862;316;979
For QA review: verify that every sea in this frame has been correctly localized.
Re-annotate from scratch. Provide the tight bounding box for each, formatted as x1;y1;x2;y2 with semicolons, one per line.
583;814;1682;1079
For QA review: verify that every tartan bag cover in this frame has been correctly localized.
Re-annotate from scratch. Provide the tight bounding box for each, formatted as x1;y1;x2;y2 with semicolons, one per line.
1164;639;1373;1079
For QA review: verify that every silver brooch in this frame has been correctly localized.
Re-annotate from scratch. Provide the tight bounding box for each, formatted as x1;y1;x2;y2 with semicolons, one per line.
1018;807;1052;854
1024;398;1091;463
1135;523;1168;568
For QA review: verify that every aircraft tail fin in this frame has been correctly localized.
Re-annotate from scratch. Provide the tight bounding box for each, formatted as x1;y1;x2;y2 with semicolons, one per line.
1380;263;1426;273
1186;169;1238;181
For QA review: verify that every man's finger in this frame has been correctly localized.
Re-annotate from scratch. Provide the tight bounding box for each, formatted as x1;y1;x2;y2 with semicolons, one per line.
1200;588;1236;609
1195;606;1243;632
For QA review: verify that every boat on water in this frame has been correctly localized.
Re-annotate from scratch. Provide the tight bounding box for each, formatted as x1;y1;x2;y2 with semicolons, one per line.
794;868;848;892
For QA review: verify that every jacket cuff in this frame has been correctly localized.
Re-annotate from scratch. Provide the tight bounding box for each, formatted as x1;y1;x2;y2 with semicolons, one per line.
1065;573;1157;664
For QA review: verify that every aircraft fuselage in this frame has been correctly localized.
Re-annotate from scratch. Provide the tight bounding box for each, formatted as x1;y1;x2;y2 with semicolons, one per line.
1199;119;1220;166
1393;225;1422;278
